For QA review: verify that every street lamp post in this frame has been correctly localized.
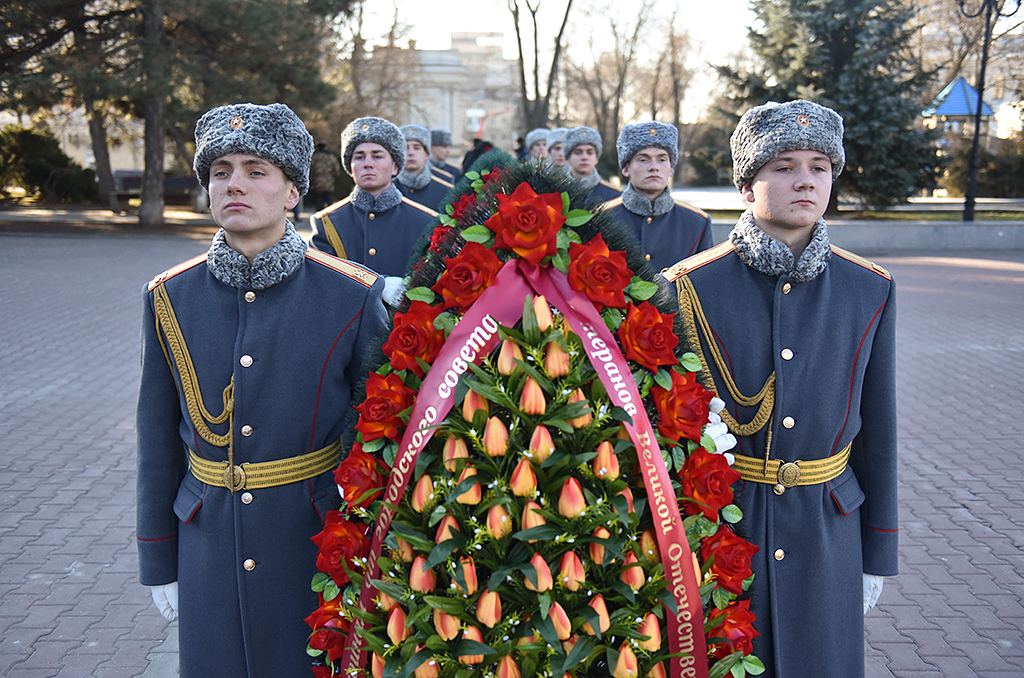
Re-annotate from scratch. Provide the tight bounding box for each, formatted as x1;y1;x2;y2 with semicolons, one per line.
956;0;1021;222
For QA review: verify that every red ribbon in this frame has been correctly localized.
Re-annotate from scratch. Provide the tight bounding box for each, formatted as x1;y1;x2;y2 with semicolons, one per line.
339;260;707;678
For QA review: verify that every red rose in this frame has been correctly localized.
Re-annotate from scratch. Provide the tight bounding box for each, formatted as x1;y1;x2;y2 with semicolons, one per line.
616;301;679;371
428;225;456;254
680;448;741;521
567;234;632;310
431;241;503;309
334;444;389;509
310;511;370;585
450;193;477;221
700;525;759;595
484;182;565;266
651;369;716;442
706;599;759;660
482;166;502;186
382;301;446;377
305;597;351;663
354;372;415;442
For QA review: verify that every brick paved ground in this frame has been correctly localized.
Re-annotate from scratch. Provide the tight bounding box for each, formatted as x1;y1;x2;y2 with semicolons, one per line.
1;233;1022;677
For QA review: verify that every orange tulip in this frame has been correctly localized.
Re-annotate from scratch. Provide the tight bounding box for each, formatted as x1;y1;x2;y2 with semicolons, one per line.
510;458;538;496
528;425;555;462
619;552;645;592
544;341;570;378
592;440;619;480
521;500;547;540
646;662;667;678
582;594;610;636
414;649;440;678
482;416;509;457
411;474;435;513
612;641;639;678
376;590;398;612
558;477;586;518
460;626;484;664
387;605;411;644
497;339;522;375
524;552;553;592
462;388;489;421
410;555;437;593
486;504;513;539
533;294;554;331
618;486;635;514
371;652;385;678
640;530;660;565
436;515;461;544
692;551;703;584
442;436;469;472
476;588;502;628
557;551;585;591
549;601;572;640
637;612;661;652
393;537;414;562
455;556;478;595
434;609;461;640
519;377;547;415
567;388;592;428
497;655;521;678
590;526;611;565
455;465;481;505
562;634;578;655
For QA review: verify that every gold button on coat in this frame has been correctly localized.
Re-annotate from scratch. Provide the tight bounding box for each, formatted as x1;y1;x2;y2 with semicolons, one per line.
783;416;795;429
646;217;652;224
368;248;377;256
241;425;253;437
241;492;253;504
783;283;792;294
369;213;375;220
244;291;256;302
774;484;786;495
781;348;793;361
240;355;253;367
645;254;651;261
243;559;256;571
774;549;785;561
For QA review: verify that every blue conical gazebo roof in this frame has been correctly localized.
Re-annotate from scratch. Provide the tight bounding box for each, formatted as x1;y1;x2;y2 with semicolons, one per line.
923;77;994;117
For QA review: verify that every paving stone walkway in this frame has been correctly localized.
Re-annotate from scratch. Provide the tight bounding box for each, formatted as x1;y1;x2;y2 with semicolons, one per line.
1;232;1022;677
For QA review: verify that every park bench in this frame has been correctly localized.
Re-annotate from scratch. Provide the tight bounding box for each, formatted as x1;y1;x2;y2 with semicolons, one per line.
109;170;208;214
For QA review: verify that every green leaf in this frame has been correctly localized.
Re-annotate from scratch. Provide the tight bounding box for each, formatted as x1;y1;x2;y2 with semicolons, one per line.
561;191;570;213
671;446;687;473
602;307;623;332
310;571;331;592
743;655;767;674
564;209;594;227
393;647;433;678
679;352;702;373
712;584;732;611
552;251;570;274
654;367;674;390
609;405;633;425
455;638;497;658
424;536;464;570
361;437;385;453
556;228;572;251
626;278;658;301
460;224;494;244
422;595;466;615
382;441;398;468
513;525;562;542
323;580;340;601
577;605;606;639
405;286;436;303
721;503;743;524
701;429;718;453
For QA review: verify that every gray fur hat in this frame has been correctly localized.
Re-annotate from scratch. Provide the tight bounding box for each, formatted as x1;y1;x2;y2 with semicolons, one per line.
341;117;406;176
546;127;568;149
525;128;548;151
400;124;432;154
564;126;603;159
431;128;452;147
193;102;313;195
730;99;845;190
617;121;678;168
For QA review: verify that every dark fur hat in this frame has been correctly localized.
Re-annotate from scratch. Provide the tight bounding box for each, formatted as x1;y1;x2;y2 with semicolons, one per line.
341;117;406;176
617;121;678;169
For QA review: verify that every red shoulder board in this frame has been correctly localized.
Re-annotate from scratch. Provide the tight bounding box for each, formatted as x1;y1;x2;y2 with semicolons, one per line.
305;248;379;288
661;241;734;282
831;246;891;280
147;253;206;291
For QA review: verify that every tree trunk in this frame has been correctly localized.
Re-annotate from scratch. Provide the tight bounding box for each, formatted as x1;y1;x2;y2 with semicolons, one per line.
139;0;166;228
85;98;114;207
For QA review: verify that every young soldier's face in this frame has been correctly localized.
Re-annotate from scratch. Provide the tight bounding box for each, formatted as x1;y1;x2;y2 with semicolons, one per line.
209;153;297;240
430;145;450;162
405;140;429;172
743;149;832;236
622;147;672;198
569;144;598;177
530;139;547;158
548;142;565;166
351;142;398;195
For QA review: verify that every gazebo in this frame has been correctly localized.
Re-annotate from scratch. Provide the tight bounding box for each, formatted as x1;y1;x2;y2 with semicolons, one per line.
922;77;996;151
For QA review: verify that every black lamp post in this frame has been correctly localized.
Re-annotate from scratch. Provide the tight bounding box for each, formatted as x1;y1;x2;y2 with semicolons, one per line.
956;0;1021;222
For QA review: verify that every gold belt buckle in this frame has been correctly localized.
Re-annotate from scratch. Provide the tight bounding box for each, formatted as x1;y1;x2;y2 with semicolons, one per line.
778;461;801;487
223;464;246;491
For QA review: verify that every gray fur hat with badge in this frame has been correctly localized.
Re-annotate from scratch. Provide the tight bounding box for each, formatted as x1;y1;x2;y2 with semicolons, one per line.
525;128;548;151
341;117;406;176
431;128;452;147
730;99;845;191
546;127;568;149
400;124;432;153
193;102;314;195
564;126;603;159
617;121;678;169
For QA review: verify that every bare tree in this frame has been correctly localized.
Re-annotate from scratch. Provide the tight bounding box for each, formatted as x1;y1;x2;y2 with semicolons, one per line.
508;0;574;130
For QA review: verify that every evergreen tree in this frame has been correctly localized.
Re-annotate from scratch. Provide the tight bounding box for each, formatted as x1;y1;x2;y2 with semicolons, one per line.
717;0;944;209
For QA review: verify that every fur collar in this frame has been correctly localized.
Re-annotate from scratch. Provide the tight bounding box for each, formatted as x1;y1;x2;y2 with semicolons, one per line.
621;183;675;217
574;170;602;191
728;209;831;283
397;166;432;190
351;183;403;213
207;221;307;290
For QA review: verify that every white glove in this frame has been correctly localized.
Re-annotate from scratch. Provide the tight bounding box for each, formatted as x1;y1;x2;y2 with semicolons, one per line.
706;398;737;465
150;582;179;620
863;574;884;613
382;276;405;307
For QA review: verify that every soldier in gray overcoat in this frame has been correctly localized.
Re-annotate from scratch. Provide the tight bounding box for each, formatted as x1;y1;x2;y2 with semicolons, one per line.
394;123;454;212
565;126;621;203
662;100;898;678
136;103;389;677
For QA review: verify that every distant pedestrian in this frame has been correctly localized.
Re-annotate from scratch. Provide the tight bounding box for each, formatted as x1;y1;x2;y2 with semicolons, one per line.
604;121;713;274
525;127;548;159
395;123;453;212
429;127;462;182
565;126;620;203
136;102;389;678
662;99;898;678
308;141;342;213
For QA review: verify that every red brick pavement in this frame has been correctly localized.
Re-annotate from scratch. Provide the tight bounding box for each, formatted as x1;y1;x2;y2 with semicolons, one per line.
1;234;1022;677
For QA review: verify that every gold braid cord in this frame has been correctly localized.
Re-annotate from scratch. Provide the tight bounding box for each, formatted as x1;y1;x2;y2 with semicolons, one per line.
320;214;348;260
153;284;234;450
675;276;775;438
